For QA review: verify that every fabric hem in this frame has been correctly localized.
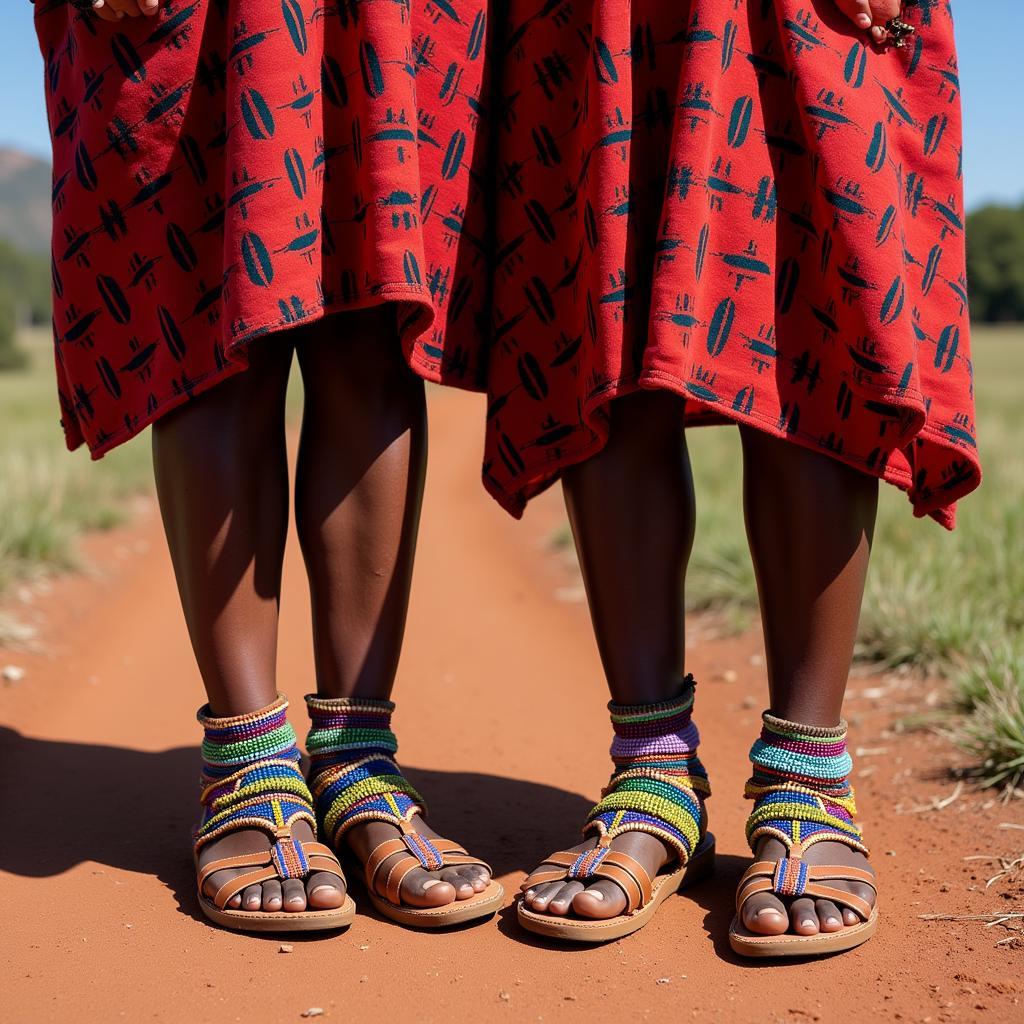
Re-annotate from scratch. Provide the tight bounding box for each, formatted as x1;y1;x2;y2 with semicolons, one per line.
482;368;981;531
67;284;479;461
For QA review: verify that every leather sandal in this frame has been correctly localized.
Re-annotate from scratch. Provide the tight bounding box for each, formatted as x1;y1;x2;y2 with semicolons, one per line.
729;711;877;957
518;683;715;942
194;758;355;933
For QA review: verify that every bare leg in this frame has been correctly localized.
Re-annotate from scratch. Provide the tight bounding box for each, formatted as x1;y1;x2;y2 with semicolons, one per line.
293;308;489;907
522;391;703;920
738;426;878;936
153;340;344;913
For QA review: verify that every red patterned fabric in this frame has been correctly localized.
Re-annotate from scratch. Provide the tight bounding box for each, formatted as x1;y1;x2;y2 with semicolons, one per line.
483;1;980;528
33;0;492;457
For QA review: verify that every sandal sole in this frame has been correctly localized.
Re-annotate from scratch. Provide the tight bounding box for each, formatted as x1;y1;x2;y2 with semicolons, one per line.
198;893;357;933
728;906;878;957
516;833;716;943
366;879;505;928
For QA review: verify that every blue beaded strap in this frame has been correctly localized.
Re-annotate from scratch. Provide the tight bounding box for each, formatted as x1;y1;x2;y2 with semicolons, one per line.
194;758;318;880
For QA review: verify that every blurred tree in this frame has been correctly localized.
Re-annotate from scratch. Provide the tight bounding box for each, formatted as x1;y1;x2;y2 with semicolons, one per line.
966;202;1024;322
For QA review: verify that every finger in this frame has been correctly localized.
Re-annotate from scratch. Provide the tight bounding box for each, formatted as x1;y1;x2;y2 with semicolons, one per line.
135;0;161;14
837;0;874;29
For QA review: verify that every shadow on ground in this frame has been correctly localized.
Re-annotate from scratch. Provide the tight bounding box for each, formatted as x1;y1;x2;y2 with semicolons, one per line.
0;728;597;922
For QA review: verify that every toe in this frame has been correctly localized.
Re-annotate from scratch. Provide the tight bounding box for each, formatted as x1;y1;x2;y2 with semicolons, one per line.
815;899;844;932
462;865;490;891
241;884;262;912
546;882;584;916
439;867;476;901
842;907;861;927
789;897;819;935
400;867;457;908
281;878;308;912
742;893;789;936
306;871;346;910
226;893;243;909
262;879;283;912
524;881;564;912
572;879;627;920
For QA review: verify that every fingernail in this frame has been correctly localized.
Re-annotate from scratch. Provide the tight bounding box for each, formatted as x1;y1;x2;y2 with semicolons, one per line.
857;14;871;27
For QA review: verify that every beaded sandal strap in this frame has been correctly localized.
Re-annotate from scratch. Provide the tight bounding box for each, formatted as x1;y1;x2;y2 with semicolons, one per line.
743;712;868;858
194;698;328;909
583;679;710;865
306;695;490;895
306;696;427;842
520;680;709;912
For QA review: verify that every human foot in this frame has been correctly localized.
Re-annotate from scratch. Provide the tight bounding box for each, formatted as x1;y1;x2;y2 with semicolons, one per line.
195;696;350;926
740;838;875;936
731;712;877;955
520;684;711;929
198;819;346;913
305;694;497;918
345;814;492;908
522;830;675;918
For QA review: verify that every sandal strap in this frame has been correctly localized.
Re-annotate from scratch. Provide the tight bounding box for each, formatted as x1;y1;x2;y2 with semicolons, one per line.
198;835;347;907
211;866;280;910
735;854;877;919
310;753;427;844
520;846;654;913
585;681;709;866
194;757;317;850
364;831;492;901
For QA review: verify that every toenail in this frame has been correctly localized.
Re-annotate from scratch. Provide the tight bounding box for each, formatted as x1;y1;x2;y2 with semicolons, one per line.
802;919;815;928
310;885;336;897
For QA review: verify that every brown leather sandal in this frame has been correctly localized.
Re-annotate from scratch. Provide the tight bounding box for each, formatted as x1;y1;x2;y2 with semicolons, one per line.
518;832;715;942
359;818;504;928
730;849;878;957
196;829;356;933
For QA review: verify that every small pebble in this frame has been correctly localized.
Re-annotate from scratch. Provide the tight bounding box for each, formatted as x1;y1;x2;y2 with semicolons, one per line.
656;978;672;985
300;1010;323;1019
499;991;511;1002
2;665;26;683
279;944;294;954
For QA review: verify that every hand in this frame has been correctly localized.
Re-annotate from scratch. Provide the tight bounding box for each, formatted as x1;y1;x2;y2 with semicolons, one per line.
834;1;902;44
85;0;163;22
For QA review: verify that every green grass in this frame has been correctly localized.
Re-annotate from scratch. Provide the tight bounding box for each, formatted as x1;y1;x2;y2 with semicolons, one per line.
684;325;1024;791
555;326;1024;791
0;328;153;612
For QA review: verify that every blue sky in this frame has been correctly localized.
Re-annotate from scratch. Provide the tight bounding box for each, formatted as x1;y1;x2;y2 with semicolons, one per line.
2;2;1020;210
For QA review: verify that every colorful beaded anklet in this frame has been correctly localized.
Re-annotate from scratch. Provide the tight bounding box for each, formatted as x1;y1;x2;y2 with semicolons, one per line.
576;677;710;877
305;696;445;868
744;712;868;866
194;696;318;878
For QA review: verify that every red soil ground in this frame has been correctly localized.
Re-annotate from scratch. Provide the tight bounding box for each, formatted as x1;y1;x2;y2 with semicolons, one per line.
1;387;1021;1023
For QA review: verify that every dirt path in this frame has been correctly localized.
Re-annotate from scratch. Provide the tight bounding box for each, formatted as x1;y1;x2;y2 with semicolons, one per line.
1;388;1021;1024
